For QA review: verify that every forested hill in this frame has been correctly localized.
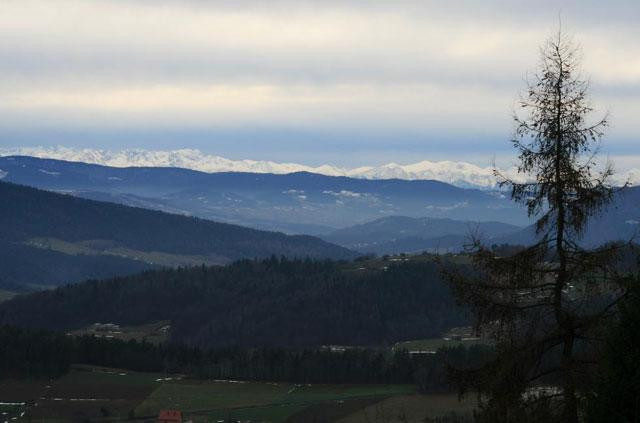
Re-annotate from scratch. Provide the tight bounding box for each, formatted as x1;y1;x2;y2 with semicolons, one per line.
0;257;467;348
0;182;356;290
323;216;521;254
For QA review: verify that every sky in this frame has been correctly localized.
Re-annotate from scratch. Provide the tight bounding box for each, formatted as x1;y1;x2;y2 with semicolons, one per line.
0;0;638;169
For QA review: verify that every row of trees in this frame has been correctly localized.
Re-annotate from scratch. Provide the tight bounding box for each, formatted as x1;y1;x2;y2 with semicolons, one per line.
0;324;493;391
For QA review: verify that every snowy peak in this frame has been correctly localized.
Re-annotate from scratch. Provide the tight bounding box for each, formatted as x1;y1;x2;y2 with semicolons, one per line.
0;146;348;179
0;146;636;189
346;160;504;188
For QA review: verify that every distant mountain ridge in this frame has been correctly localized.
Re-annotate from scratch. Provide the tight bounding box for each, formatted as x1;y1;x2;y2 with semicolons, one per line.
0;156;530;234
0;181;355;290
3;146;637;188
0;146;530;189
3;156;635;256
322;186;640;254
323;216;522;254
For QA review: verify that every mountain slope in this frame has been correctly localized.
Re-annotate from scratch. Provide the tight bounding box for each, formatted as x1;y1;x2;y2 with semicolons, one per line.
0;241;156;292
0;156;530;233
0;181;356;290
323;216;522;254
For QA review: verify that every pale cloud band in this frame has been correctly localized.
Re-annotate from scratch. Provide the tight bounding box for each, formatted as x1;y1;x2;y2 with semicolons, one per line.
0;0;638;165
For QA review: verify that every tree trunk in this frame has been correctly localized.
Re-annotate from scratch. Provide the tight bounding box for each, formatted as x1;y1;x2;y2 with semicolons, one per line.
554;54;579;423
561;330;579;423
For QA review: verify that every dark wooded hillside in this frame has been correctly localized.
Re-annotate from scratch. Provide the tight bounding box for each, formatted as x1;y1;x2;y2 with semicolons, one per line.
0;257;467;348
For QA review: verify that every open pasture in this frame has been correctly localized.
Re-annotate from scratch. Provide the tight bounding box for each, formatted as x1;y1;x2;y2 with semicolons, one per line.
136;380;416;422
0;366;161;421
0;366;473;422
338;393;476;423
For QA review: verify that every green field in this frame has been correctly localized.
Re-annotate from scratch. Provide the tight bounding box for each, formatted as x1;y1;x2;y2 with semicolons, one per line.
136;380;416;422
0;366;474;422
338;393;476;422
25;237;229;267
393;325;490;353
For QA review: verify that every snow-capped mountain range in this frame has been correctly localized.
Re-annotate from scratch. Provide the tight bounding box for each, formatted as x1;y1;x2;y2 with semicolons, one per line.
1;146;637;189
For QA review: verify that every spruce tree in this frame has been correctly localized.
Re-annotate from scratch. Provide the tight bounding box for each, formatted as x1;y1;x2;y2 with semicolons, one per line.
446;30;627;422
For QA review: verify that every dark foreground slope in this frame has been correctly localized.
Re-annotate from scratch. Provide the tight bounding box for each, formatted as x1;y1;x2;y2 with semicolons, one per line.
0;182;355;290
0;257;467;348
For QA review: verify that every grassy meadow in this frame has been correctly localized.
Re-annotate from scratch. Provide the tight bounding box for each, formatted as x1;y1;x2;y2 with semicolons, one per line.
0;365;474;422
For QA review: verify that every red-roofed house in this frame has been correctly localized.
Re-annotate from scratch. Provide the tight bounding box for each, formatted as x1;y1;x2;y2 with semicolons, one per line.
157;410;182;423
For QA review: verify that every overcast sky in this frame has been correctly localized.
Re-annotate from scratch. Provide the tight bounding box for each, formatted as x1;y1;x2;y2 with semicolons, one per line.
0;0;638;168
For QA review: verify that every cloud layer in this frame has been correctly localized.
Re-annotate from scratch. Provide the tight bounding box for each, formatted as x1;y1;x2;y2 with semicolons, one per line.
0;1;638;165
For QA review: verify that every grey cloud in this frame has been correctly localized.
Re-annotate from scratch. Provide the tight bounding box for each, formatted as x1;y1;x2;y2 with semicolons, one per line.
0;0;637;159
0;1;637;88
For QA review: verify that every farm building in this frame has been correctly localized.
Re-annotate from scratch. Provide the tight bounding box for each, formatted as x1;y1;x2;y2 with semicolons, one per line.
157;409;182;423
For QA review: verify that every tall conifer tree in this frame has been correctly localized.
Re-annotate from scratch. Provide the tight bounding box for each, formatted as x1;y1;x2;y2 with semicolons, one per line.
446;30;627;422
